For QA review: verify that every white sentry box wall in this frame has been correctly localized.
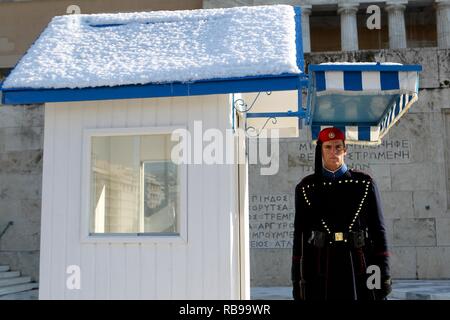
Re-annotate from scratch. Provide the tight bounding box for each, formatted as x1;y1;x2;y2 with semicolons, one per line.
38;94;248;299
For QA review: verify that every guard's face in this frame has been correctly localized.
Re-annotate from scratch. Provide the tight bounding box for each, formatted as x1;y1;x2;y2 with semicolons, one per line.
322;140;347;171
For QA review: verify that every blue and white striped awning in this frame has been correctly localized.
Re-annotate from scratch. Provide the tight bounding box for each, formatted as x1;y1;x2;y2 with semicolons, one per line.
307;62;422;145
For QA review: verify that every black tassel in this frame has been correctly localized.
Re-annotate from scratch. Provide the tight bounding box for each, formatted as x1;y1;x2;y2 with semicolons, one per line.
314;141;323;178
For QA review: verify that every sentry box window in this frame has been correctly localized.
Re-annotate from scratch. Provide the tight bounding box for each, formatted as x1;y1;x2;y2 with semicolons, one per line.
82;127;187;243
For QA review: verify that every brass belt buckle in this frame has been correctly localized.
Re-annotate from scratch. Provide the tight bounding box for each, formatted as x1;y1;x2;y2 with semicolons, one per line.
334;232;344;241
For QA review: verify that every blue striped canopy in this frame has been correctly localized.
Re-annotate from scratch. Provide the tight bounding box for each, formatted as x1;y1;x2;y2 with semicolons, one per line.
306;63;422;145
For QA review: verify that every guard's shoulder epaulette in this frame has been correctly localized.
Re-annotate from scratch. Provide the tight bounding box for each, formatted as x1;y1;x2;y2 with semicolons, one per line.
297;174;316;188
348;169;374;181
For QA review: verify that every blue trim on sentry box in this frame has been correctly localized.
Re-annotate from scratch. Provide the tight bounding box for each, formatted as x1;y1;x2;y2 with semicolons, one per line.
1;74;309;105
343;71;363;91
294;6;305;73
309;64;422;72
315;71;326;92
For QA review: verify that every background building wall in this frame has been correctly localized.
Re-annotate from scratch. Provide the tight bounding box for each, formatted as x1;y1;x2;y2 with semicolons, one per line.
204;0;438;52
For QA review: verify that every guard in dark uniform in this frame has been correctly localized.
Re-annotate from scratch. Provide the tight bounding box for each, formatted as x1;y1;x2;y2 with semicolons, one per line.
291;127;392;300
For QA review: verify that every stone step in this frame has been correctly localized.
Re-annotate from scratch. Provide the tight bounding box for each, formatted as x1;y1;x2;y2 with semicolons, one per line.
0;276;31;288
0;289;39;300
0;271;21;279
0;271;20;280
0;283;39;297
0;266;10;272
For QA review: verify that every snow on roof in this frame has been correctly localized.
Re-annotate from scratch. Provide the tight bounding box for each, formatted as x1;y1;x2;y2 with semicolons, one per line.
3;5;301;90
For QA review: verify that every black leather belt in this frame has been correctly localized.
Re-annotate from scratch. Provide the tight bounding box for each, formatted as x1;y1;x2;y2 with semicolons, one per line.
308;230;367;248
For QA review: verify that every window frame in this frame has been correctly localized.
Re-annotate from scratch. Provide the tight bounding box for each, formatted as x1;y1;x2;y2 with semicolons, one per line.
80;126;188;244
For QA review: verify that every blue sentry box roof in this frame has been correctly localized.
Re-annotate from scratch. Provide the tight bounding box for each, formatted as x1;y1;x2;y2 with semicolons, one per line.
307;63;422;144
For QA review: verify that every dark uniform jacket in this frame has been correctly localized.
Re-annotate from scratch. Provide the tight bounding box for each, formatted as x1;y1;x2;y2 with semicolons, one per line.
291;168;390;300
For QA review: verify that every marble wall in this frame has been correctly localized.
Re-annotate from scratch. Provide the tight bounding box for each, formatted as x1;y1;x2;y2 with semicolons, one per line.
0;104;43;281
